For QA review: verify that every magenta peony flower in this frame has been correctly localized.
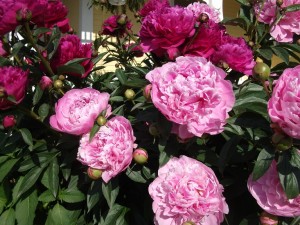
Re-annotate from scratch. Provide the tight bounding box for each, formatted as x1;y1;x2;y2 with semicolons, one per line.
0;0;47;36
146;56;235;137
39;76;52;90
50;88;111;135
101;15;133;37
50;35;93;78
187;2;221;23
77;116;136;183
0;66;28;110
254;0;300;42
211;35;255;75
2;115;16;128
248;160;300;217
138;0;170;18
182;21;225;59
268;65;300;139
149;156;229;225
139;6;196;58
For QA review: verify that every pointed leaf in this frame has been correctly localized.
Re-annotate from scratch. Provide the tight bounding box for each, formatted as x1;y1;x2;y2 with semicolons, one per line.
19;128;33;146
89;124;100;142
45;203;74;225
47;158;59;198
59;189;85;203
252;147;274;180
0;208;15;225
0;158;19;182
15;189;38;225
102;180;119;208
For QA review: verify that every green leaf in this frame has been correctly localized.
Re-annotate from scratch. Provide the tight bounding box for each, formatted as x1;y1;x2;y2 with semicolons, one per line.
102;180;119;208
126;167;147;183
103;204;126;225
56;64;85;76
124;79;148;88
271;47;289;64
234;96;268;118
252;147;274;180
291;148;300;168
0;182;10;214
89;124;100;142
33;85;44;105
257;48;273;60
285;4;300;12
0;208;15;225
19;128;33;146
33;27;51;36
115;69;127;85
0;56;11;66
12;42;24;56
235;0;250;6
109;96;125;102
38;190;56;203
47;158;59;198
45;203;75;225
65;58;90;65
92;52;108;64
87;180;102;212
0;158;19;182
12;176;24;204
15;189;38;225
38;103;50;121
59;189;85;203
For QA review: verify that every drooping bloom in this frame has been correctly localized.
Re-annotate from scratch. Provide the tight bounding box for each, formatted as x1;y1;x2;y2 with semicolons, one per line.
146;56;235;137
254;0;300;42
268;65;300;139
187;1;221;23
0;0;47;36
138;0;170;18
101;14;133;37
50;35;93;78
139;6;196;58
248;160;300;217
77;116;136;183
211;35;255;75
0;66;28;110
50;88;111;135
149;156;229;225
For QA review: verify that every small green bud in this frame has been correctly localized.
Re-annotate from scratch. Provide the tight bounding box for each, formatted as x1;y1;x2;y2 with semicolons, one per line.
124;89;135;100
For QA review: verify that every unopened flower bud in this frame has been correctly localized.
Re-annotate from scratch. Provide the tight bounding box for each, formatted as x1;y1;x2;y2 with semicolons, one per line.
182;222;196;225
248;41;255;47
276;136;293;152
149;123;160;136
252;62;270;80
87;167;103;180
276;0;283;7
16;8;32;22
133;148;148;164
143;84;152;101
117;14;128;25
96;115;107;126
68;27;74;34
115;63;120;68
92;50;98;57
58;75;65;81
2;115;16;129
39;76;53;90
124;89;135;100
54;79;63;89
260;211;278;225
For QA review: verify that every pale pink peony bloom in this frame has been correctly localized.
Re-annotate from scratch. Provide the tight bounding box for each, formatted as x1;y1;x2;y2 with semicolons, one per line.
187;2;221;23
39;76;52;90
268;65;300;139
101;15;133;37
0;0;47;36
171;123;194;141
2;115;16;128
146;56;235;137
254;0;300;42
248;160;300;217
148;156;229;225
211;35;255;75
50;35;93;78
77;116;136;183
50;88;111;135
0;66;28;110
138;0;170;18
139;6;196;58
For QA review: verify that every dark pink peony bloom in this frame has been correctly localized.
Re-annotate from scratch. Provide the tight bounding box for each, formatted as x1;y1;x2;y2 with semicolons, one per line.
0;0;47;36
139;6;196;58
211;36;255;75
149;156;229;225
248;160;300;217
123;43;144;57
138;0;170;18
254;0;300;42
2;115;16;128
39;76;52;90
182;21;225;59
101;15;132;37
187;2;221;23
0;66;28;110
50;34;93;78
0;40;8;56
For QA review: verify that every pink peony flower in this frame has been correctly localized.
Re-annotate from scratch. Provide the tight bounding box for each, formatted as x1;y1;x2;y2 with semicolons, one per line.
148;156;229;225
182;21;225;59
138;0;170;18
2;115;16;128
146;56;235;137
0;66;28;110
50;35;93;78
77;116;136;183
211;35;255;75
101;15;133;37
187;2;221;23
248;160;300;217
0;0;47;36
0;40;8;57
254;0;300;42
171;123;194;141
50;88;111;135
268;65;300;139
139;6;196;58
39;76;53;90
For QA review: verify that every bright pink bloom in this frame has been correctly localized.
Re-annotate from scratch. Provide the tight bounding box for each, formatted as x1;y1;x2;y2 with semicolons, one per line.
248;160;300;217
0;0;47;36
39;76;52;90
77;116;136;183
268;65;300;139
139;6;196;58
254;0;300;42
50;88;111;135
138;0;170;18
146;56;235;137
2;115;16;128
211;36;255;75
0;66;28;110
187;2;221;23
101;15;132;37
50;35;93;78
149;156;229;225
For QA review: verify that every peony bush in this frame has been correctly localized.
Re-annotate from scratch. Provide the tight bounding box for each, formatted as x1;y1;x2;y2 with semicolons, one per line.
0;0;300;224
